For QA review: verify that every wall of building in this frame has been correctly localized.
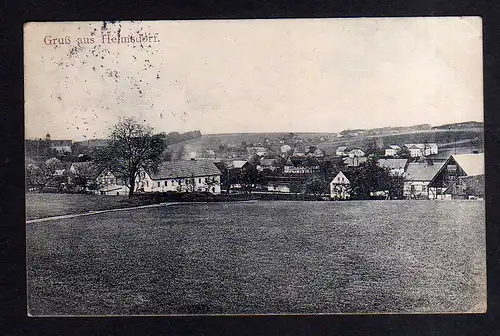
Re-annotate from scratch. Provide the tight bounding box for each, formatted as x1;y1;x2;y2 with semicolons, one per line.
139;174;221;194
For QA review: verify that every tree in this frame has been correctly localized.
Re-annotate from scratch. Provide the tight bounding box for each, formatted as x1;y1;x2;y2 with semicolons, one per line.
69;162;103;193
396;146;411;159
95;118;166;197
186;173;196;192
205;176;220;193
348;157;403;199
25;163;52;191
304;175;328;198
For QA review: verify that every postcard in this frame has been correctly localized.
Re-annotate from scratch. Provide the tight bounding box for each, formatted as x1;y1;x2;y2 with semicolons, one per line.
24;18;485;316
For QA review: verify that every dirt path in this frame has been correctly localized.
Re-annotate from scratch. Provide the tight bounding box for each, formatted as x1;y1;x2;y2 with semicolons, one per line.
26;202;182;224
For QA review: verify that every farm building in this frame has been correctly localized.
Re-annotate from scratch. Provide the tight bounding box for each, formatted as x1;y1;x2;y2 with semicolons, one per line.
69;162;128;195
343;156;367;167
49;140;73;154
378;158;408;176
427;153;484;200
403;162;445;199
335;146;348;156
404;143;439;157
384;145;400;157
256;159;278;172
348;148;366;158
443;175;485;200
137;160;222;194
330;171;351;200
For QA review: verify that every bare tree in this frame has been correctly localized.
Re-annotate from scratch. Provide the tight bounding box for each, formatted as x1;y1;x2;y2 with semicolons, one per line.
95;118;166;197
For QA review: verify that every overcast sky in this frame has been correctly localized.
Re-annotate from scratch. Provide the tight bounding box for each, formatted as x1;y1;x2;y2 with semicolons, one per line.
25;18;483;141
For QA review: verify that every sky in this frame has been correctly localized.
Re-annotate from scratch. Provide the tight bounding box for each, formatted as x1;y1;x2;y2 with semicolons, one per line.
24;18;483;141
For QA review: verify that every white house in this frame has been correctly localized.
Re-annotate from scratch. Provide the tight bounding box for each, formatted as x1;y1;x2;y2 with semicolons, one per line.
313;148;324;158
348;148;365;158
280;144;292;154
335;146;348;156
137;160;222;194
283;165;320;174
378;158;408;176
256;159;278;172
384;145;400;157
50;140;73;154
69;162;128;195
404;143;439;157
330;171;350;199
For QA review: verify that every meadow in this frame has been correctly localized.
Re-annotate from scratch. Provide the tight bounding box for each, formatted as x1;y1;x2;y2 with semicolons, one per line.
26;200;486;315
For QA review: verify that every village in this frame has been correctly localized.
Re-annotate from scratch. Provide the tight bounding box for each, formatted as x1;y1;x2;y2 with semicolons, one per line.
25;127;484;201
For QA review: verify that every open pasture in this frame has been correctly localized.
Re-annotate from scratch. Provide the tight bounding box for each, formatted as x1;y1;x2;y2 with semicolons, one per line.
26;200;486;315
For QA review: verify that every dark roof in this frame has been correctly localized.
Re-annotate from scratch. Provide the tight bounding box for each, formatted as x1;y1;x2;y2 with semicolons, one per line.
70;162;105;179
259;159;277;166
74;139;109;147
404;163;444;181
378;158;408;170
444;175;485;195
148;160;221;180
50;140;72;146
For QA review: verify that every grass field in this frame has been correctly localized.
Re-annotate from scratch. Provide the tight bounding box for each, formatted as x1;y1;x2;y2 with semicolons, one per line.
26;200;486;315
25;193;162;220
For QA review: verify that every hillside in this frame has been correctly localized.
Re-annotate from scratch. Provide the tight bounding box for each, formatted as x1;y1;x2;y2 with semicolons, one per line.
168;127;483;158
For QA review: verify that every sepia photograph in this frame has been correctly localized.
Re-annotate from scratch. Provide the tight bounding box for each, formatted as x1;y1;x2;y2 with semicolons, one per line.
24;18;485;316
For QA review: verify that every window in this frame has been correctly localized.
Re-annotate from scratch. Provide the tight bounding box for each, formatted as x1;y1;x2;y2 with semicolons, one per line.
199;178;202;183
146;181;148;187
157;181;160;187
164;181;167;186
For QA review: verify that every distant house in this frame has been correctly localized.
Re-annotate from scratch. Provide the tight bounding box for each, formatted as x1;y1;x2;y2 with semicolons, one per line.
69;162;127;195
228;160;252;170
267;185;291;193
403;162;444;199
257;158;278;172
248;146;267;156
335;146;348;156
330;171;350;199
74;139;109;149
280;144;292;154
138;160;222;194
50;140;73;154
348;148;365;158
404;143;438;157
343;156;367;167
427;153;484;199
384;145;400;157
283;158;320;174
378;158;408;176
293;148;306;157
406;144;423;158
313;148;324;158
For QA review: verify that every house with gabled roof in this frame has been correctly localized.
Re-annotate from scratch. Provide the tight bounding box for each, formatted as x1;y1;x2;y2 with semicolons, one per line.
335;146;348;156
330;171;351;199
378;158;408;176
138;160;222;194
403;162;444;199
138;160;221;194
257;158;278;172
348;148;365;158
384;145;400;157
49;140;73;154
69;161;127;195
427;153;484;199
